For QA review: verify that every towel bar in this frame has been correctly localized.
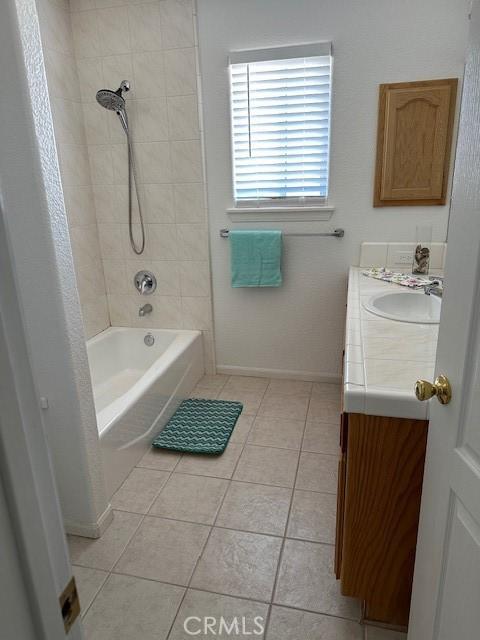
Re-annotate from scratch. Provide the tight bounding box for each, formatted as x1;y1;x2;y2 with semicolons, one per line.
219;228;345;238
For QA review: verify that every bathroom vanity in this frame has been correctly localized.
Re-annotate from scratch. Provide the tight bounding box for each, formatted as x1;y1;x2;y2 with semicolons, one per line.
335;268;439;629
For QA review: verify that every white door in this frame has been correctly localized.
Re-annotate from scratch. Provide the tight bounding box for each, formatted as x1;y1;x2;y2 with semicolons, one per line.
409;2;480;638
0;207;83;639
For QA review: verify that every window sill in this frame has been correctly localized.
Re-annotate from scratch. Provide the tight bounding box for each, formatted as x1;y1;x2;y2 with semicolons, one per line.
227;206;335;222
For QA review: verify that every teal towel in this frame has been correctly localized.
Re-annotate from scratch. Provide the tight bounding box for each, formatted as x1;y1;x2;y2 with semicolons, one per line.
230;230;282;288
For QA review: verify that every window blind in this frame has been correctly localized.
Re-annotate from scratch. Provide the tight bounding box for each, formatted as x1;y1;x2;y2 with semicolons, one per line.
229;44;332;204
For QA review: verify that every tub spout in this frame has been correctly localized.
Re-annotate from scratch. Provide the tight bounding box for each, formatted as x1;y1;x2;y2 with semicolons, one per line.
139;303;153;317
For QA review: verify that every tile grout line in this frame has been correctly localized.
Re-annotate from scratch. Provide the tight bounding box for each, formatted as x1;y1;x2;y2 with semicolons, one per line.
75;377;349;637
164;374;267;640
262;388;313;638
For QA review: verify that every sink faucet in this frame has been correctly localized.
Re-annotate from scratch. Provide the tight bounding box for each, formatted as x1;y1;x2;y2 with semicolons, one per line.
139;303;153;317
424;277;444;298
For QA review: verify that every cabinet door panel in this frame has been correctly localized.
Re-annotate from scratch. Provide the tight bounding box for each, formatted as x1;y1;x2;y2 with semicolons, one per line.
374;79;457;206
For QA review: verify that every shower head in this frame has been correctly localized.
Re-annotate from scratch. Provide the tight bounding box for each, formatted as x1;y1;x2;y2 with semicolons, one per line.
95;80;130;112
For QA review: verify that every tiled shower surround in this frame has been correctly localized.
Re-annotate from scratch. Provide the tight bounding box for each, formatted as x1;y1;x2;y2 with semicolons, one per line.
38;0;214;369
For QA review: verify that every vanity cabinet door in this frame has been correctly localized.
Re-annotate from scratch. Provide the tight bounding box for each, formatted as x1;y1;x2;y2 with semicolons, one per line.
374;78;457;206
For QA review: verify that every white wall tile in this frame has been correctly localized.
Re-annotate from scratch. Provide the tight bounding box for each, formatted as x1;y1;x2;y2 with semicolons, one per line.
98;223;126;259
177;223;208;260
182;296;211;329
179;260;210;296
167;95;199;140
164;48;196;95
126;223;178;261
159;0;195;49
132;52;165;98
71;10;101;59
83;102;111;144
97;7;131;57
103;260;128;294
64;185;97;227
132;98;169;142
128;3;162;52
76;57;104;103
173;182;205;223
59;0;213;345
58;143;92;186
88;144;114;184
143;184;175;223
170;140;202;182
359;242;388;268
102;54;134;92
135;142;172;183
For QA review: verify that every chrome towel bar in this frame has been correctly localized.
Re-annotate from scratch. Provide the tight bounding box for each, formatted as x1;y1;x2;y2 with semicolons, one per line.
219;228;345;238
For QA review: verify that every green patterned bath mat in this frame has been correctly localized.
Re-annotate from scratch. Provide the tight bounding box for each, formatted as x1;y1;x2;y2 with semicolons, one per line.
152;398;243;454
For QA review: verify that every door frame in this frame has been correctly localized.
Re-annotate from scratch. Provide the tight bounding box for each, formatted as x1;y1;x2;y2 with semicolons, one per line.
0;208;83;639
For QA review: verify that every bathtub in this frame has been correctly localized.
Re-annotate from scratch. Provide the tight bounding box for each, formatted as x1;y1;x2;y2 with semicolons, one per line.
87;327;204;498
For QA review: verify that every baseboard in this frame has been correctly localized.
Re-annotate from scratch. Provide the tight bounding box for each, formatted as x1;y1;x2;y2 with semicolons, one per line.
216;364;341;384
64;503;114;539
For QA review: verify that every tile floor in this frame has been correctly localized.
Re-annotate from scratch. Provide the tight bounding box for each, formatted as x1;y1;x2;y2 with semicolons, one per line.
68;375;407;640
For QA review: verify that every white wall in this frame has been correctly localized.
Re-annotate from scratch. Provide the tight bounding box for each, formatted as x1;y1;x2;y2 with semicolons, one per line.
197;0;470;379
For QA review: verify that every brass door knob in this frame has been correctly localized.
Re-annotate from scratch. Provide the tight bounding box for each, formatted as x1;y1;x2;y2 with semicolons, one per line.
415;374;452;404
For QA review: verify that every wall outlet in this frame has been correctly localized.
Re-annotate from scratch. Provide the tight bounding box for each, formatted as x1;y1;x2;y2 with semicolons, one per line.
393;251;413;265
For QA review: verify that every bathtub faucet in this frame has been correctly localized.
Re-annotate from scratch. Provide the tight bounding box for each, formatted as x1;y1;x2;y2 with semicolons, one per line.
139;303;153;317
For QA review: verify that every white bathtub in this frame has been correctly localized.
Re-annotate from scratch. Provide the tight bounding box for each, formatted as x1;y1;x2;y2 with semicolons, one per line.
87;327;204;498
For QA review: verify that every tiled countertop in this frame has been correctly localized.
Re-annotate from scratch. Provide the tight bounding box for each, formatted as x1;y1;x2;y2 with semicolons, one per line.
344;267;439;420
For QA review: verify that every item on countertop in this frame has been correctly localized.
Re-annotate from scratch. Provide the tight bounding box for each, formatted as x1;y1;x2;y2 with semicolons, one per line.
362;267;431;288
412;225;432;274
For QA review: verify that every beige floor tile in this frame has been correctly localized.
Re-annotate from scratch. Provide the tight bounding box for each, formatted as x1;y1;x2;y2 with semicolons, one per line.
311;382;342;398
223;375;270;393
216;481;292;536
266;605;363;639
307;395;341;423
175;443;243;479
68;511;142;571
365;627;407;640
248;416;305;450
111;468;170;514
73;566;108;616
169;589;269;639
218;388;265;414
137;448;181;471
234;445;299;488
287;490;336;544
302;420;340;455
266;379;313;396
229;414;255;444
191;528;282;601
82;573;184;640
149;473;228;524
296;452;338;493
195;374;229;391
114;516;210;585
274;540;360;618
190;387;219;399
257;393;310;421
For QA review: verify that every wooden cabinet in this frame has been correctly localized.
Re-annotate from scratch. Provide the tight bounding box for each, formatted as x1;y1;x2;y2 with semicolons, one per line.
374;78;457;206
335;412;428;628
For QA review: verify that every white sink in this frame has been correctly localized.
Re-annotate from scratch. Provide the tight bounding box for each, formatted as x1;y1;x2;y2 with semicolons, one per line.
363;290;441;324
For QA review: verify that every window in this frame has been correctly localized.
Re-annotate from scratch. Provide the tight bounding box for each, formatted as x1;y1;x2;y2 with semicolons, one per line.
229;43;332;207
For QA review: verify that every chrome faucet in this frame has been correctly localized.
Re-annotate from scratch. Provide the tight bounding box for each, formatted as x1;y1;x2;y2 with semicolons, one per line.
139;303;153;317
424;277;444;298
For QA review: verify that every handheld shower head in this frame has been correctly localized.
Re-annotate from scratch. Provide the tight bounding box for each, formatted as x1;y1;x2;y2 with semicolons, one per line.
95;81;130;112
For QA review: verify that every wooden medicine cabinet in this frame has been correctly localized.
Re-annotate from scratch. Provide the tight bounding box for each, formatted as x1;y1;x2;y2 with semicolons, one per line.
374;78;458;206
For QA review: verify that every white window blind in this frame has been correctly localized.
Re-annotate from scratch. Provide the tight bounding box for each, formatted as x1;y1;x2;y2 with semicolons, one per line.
229;43;332;205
